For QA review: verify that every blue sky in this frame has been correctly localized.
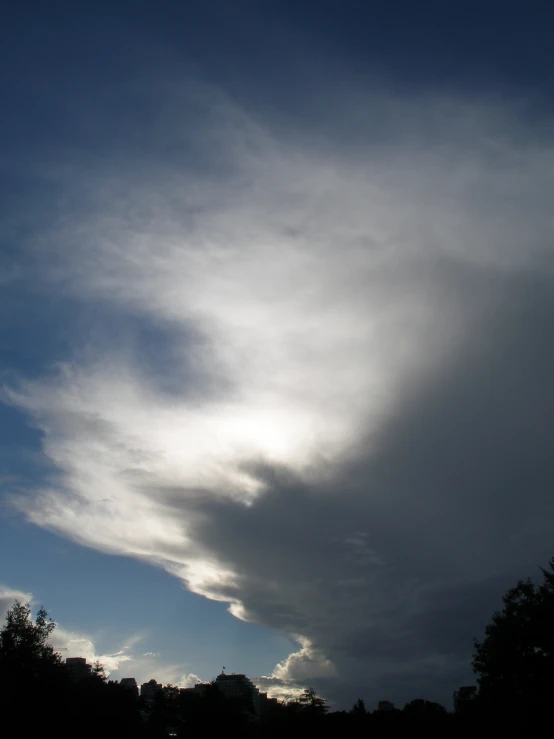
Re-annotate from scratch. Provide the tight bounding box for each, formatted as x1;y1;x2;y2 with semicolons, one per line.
2;0;554;708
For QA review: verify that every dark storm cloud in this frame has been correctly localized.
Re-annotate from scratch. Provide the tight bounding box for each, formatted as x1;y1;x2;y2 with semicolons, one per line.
183;263;554;705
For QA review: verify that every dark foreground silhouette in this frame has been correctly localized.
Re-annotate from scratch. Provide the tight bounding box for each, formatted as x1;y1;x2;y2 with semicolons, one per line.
2;557;554;738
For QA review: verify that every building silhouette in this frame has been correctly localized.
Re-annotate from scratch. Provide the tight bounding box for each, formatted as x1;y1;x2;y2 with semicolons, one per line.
179;682;210;698
215;672;260;715
141;678;163;703
120;677;139;698
65;657;92;681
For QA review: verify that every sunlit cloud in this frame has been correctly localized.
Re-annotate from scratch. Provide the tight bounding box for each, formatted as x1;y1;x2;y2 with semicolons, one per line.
254;675;306;702
0;585;33;618
5;83;554;704
50;626;134;673
178;672;203;688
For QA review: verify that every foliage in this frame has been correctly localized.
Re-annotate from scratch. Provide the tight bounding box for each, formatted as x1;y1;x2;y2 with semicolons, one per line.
92;659;108;681
473;557;554;714
298;686;328;716
0;600;61;668
350;698;367;714
403;698;448;719
0;600;144;739
4;555;554;738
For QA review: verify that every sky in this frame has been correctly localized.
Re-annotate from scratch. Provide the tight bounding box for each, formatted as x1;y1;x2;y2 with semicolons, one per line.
1;0;554;710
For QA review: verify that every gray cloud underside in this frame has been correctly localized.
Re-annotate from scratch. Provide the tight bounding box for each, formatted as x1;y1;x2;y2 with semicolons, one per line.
5;84;554;707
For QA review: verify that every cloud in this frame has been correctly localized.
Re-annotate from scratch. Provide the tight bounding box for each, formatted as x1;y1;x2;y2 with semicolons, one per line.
50;626;190;685
4;83;554;706
178;672;203;688
273;636;336;682
0;585;33;619
50;625;134;673
50;628;182;684
0;584;151;678
253;675;306;702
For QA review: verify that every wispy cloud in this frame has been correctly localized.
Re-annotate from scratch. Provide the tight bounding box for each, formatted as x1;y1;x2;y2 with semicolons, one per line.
50;626;134;673
50;627;186;685
0;584;141;676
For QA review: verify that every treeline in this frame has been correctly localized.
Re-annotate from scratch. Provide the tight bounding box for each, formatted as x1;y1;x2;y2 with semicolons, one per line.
2;556;554;737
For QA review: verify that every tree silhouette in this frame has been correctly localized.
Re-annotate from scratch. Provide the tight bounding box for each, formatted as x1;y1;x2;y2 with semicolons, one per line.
92;659;107;681
350;698;367;715
298;686;328;716
473;557;554;717
0;601;69;735
13;575;554;735
0;600;146;739
0;600;61;668
403;698;448;720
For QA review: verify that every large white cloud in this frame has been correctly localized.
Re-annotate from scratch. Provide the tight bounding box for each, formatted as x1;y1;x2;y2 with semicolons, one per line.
5;85;554;706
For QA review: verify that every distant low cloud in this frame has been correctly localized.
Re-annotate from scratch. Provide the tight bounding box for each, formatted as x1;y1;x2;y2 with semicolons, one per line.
253;675;306;702
5;83;554;706
0;584;142;675
273;636;336;682
50;625;134;673
0;585;33;618
178;672;203;688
